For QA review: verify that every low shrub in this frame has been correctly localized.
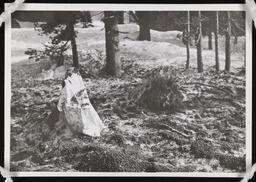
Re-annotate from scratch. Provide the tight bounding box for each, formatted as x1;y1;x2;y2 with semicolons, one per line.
135;66;184;113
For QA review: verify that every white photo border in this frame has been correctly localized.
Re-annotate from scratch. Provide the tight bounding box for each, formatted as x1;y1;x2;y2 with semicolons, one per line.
4;3;253;178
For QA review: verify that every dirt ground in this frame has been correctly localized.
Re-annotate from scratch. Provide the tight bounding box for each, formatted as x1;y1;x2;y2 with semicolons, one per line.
10;22;246;172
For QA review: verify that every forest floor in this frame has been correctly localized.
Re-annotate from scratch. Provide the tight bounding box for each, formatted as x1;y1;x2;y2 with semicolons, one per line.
10;22;246;172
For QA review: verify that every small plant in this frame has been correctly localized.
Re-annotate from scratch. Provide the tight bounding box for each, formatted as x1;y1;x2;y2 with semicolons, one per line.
136;66;184;113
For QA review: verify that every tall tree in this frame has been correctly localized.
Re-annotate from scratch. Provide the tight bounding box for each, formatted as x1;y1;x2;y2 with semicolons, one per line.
215;11;220;72
117;11;124;24
68;22;79;67
185;11;190;69
104;11;121;76
136;11;151;41
208;30;213;50
81;11;92;28
225;11;232;72
196;11;203;73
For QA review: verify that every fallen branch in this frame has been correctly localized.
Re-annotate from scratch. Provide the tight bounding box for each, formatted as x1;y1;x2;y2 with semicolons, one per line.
207;96;245;109
186;82;234;96
159;123;191;139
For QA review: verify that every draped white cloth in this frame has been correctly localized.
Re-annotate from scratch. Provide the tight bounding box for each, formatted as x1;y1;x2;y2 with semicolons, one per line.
57;73;105;137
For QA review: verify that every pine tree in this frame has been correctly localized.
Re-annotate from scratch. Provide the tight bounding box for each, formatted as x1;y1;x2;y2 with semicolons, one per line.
25;11;89;68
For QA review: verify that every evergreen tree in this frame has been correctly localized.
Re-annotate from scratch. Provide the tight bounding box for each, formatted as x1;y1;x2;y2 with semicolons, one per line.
25;11;90;68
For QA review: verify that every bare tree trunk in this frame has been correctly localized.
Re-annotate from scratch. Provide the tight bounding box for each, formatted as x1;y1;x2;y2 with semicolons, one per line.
186;43;190;70
69;23;79;68
196;11;203;73
225;11;231;72
137;11;151;41
104;11;121;76
186;11;190;69
215;11;219;72
208;31;213;50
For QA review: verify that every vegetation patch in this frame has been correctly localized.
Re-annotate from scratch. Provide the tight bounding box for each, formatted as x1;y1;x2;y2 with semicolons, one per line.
135;67;184;113
191;140;215;159
74;145;146;172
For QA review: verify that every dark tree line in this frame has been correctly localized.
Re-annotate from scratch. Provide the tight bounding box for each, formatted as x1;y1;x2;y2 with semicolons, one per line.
181;11;244;73
24;11;244;77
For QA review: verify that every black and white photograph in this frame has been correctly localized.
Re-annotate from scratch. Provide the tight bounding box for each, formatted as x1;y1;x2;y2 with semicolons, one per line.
5;4;252;176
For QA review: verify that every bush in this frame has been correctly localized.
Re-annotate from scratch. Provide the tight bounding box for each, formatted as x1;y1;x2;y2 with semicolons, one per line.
135;66;184;113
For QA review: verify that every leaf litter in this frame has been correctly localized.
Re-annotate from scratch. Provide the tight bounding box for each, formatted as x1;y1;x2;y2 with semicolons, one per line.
10;25;246;172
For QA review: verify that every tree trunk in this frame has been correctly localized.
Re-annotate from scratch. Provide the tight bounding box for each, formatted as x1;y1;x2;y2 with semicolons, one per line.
117;11;124;24
186;11;190;69
69;23;79;68
186;43;190;69
234;35;238;44
196;11;203;73
225;11;231;72
137;12;151;41
208;31;213;50
104;11;121;76
56;55;64;66
87;11;92;23
215;11;219;72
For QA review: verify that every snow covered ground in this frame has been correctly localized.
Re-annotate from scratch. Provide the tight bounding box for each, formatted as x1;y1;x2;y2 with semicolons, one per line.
11;21;245;71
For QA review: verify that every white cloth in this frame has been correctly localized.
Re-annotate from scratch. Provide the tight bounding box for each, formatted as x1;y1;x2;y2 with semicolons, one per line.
57;73;105;137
